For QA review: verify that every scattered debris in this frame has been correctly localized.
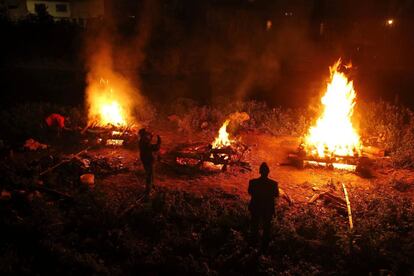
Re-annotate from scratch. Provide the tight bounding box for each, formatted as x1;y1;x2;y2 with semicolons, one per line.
80;173;95;187
327;178;337;190
308;191;346;213
0;190;12;201
24;138;48;151
355;157;373;178
279;188;293;205
33;185;73;201
90;155;129;176
39;147;90;176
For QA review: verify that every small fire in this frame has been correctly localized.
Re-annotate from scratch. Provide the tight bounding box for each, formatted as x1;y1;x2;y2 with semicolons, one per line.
304;59;361;158
87;79;130;127
212;120;232;149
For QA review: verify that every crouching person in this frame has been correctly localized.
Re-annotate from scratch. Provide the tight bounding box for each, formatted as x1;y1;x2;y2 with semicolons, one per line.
138;128;161;199
248;162;279;252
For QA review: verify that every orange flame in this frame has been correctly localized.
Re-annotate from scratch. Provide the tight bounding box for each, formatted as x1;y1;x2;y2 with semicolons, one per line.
87;78;131;127
304;59;362;158
212;120;232;148
85;41;142;129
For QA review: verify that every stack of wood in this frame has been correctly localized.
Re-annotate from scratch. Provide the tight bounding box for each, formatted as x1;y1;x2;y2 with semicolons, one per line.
167;142;251;172
286;144;385;173
308;191;347;213
81;124;137;146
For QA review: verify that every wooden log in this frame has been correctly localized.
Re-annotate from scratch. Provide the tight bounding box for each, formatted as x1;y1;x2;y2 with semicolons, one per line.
39;147;90;176
279;188;293;205
308;191;346;209
342;182;354;230
362;146;385;157
303;156;359;164
210;148;236;155
174;152;204;160
33;185;72;200
308;193;321;204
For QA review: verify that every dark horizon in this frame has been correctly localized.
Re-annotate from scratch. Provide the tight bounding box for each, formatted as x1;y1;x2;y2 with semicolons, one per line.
1;0;414;109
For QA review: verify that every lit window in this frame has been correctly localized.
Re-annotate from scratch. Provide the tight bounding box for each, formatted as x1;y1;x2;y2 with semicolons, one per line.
56;4;67;12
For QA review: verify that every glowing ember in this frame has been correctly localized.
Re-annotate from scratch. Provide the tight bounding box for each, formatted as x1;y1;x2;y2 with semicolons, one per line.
304;59;362;158
304;161;356;171
106;139;124;146
212;120;232;149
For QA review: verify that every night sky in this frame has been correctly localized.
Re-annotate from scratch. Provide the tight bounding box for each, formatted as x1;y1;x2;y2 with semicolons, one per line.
1;0;414;107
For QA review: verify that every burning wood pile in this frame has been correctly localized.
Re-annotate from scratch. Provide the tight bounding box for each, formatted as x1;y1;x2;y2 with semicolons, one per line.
83;78;138;146
288;60;383;173
83;125;137;147
165;113;251;172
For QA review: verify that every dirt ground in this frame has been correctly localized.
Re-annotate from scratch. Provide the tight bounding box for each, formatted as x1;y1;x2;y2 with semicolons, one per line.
90;129;414;211
2;128;414;275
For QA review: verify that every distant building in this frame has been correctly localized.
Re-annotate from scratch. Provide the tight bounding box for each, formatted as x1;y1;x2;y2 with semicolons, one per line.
1;0;104;25
0;0;28;20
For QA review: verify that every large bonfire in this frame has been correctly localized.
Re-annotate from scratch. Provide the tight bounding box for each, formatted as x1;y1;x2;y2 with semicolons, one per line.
87;78;128;127
85;42;140;129
304;59;362;158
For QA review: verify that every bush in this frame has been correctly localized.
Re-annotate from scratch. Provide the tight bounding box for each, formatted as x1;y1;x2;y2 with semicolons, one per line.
163;98;310;137
357;100;414;168
4;99;414;168
0;102;85;145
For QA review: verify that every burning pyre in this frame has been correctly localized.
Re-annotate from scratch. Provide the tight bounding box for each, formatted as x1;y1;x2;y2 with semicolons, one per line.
211;111;250;150
87;78;133;128
84;78;138;146
168;113;250;172
83;38;147;147
299;59;363;171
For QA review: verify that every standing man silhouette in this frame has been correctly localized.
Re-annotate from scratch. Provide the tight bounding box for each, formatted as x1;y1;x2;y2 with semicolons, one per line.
248;162;279;251
138;128;161;199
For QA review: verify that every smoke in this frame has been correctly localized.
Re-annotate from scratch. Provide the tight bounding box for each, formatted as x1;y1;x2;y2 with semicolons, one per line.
81;0;414;112
85;39;142;125
184;2;325;107
84;0;159;126
228;112;250;124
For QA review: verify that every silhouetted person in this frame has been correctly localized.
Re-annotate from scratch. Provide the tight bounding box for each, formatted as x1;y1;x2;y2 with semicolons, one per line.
248;162;279;251
138;128;161;198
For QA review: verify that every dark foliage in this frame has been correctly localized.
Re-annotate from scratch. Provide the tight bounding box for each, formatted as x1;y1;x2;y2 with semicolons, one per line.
0;182;413;275
0;102;85;146
3;100;414;167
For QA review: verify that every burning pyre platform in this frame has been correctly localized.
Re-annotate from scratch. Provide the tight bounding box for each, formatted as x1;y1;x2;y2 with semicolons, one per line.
163;142;251;173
